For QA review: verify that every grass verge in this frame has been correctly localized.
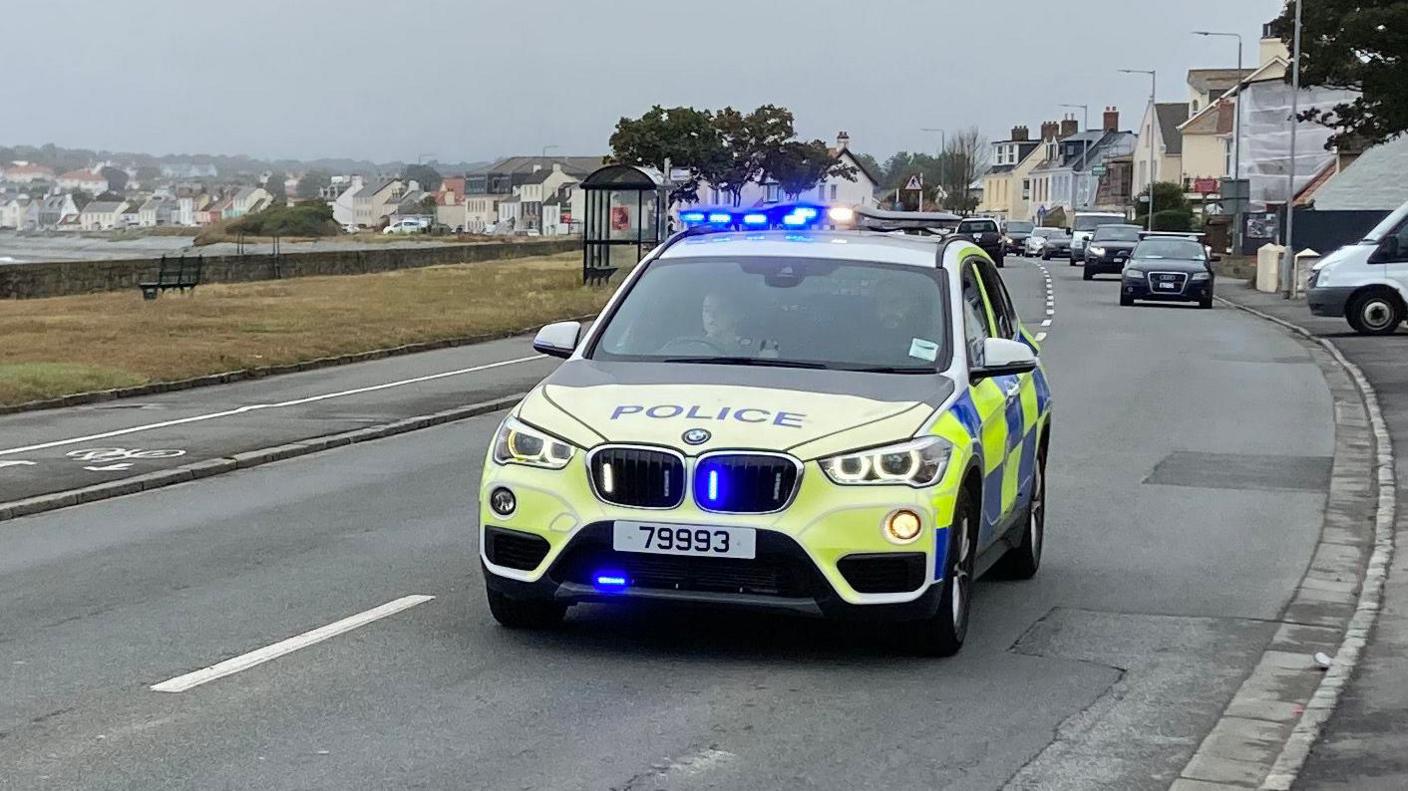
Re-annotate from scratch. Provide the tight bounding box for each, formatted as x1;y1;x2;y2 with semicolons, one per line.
0;252;612;407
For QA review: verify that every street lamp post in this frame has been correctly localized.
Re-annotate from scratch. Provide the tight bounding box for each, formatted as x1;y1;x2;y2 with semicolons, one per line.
1120;69;1157;230
1059;103;1089;212
1282;0;1304;298
1194;30;1245;254
921;127;945;210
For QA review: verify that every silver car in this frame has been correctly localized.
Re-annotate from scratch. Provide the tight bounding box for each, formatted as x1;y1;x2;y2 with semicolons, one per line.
1025;227;1073;260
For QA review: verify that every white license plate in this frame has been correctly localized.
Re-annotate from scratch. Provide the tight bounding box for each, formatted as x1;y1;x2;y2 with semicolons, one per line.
613;521;756;560
1158;282;1177;290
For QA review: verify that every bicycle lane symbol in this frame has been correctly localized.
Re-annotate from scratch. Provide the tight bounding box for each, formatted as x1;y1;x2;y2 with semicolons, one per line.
66;447;187;472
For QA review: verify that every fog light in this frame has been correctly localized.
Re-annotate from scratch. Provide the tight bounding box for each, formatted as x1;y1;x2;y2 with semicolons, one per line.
884;509;922;543
489;487;516;516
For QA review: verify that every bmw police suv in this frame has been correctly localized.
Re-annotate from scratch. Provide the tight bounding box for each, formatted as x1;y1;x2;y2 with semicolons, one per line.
478;205;1053;656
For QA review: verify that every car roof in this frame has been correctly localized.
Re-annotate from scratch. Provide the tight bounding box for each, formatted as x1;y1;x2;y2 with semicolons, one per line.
661;230;945;268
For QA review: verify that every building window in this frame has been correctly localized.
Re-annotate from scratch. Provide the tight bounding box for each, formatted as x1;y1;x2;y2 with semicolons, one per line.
829;184;838;200
765;183;781;202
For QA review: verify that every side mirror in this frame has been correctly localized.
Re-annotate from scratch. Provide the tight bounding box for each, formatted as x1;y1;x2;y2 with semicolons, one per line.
1209;253;1223;263
532;321;582;359
971;337;1038;381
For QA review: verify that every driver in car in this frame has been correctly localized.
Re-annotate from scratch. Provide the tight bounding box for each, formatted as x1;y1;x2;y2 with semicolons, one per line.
700;291;755;353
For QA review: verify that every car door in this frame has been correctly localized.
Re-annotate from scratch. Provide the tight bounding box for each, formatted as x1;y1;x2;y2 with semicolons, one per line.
960;259;1016;550
1379;217;1408;301
972;259;1039;538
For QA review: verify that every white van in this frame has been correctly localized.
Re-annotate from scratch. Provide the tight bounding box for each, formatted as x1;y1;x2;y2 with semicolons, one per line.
1069;211;1129;265
1308;200;1408;335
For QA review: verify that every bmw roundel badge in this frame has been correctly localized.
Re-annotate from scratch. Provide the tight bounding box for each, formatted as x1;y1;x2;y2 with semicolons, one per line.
682;428;711;446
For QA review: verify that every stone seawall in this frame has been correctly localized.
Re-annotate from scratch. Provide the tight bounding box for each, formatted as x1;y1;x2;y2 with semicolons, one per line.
0;238;579;299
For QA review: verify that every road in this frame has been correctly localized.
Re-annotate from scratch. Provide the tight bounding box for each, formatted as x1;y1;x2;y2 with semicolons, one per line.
0;230;493;264
0;257;1342;790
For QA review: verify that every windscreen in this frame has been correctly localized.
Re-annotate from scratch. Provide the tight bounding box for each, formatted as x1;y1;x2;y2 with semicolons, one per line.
958;220;999;234
1075;214;1127;232
1006;222;1035;234
1033;228;1066;239
1093;226;1142;242
593;257;949;372
1133;238;1206;260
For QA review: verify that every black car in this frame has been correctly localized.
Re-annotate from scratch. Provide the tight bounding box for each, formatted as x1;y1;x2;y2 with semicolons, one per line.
1004;220;1035;255
1027;227;1072;260
1120;237;1217;309
955;217;1005;267
1082;224;1144;280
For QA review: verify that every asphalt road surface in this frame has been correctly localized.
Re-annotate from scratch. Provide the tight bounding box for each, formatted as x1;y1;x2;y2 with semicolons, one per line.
0;257;1338;790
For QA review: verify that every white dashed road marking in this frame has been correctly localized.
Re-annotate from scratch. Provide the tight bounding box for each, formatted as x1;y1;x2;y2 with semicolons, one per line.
1032;259;1055;336
150;595;436;693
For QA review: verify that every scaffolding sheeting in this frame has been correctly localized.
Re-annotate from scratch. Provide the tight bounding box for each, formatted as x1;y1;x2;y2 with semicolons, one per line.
1238;80;1359;210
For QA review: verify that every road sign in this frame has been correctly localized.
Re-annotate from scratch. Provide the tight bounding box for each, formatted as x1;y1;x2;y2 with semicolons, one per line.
1091;165;1107;176
1194;178;1219;194
905;175;923;191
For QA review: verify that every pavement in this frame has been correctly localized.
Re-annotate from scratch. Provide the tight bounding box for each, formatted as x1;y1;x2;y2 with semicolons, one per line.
1216;284;1408;791
0;257;1360;790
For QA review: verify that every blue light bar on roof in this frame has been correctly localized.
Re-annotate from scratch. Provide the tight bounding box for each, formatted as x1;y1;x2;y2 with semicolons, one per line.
708;212;733;224
680;211;706;224
742;212;769;225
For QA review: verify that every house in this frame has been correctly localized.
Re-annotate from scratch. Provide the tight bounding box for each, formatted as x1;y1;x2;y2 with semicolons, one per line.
79;200;128;231
516;165;581;231
223;186;272;219
541;183;584;235
685;132;880;212
118;203;141;227
351;178;405;227
38;193;80;228
2;162;55;184
465;194;505;232
1130;102;1189;197
137;195;180;226
0;196;39;230
1186;68;1256;118
199;195;232;225
56;168;110;194
331;176;363;226
496;194;522;229
388;185;432;224
1309;136;1408;211
978;125;1043;220
1026;111;1139;221
467;156;603;197
434;177;467;229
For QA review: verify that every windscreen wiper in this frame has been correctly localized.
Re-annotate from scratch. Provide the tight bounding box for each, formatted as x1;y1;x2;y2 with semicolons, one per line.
661;356;829;370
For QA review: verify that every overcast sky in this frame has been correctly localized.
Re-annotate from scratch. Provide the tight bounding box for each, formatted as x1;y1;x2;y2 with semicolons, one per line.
2;0;1285;164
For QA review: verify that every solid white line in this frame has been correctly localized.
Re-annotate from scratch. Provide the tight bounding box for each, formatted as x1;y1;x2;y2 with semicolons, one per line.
151;595;435;693
0;356;545;457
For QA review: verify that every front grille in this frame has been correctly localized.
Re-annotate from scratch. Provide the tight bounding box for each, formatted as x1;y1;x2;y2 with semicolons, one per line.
590;447;685;508
1149;271;1189;294
555;537;815;597
484;527;550;571
693;454;800;513
837;553;927;594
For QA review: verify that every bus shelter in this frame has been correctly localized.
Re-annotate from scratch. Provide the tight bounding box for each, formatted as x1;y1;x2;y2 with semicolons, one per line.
580;164;668;284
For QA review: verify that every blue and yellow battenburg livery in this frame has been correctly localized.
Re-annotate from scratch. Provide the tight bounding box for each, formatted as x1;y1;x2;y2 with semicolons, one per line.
476;206;1052;655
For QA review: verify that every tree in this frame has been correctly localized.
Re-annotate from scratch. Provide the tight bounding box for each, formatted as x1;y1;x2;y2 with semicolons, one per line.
1270;0;1408;148
70;189;93;211
609;105;724;205
263;172;287;200
707;105;798;205
938;127;988;214
297;169;332;200
403;163;442;192
762;139;856;200
417;195;438;216
135;165;162;186
1134;181;1194;229
99;166;128;193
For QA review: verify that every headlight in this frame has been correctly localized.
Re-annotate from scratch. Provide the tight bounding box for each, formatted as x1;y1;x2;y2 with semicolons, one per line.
820;436;952;488
491;416;575;469
1124;268;1144;277
1191;272;1211;281
1089;246;1106;257
1032;238;1046;247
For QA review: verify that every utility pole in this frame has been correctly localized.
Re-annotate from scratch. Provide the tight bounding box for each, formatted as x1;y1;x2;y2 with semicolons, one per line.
1120;69;1158;229
1194;30;1245;255
1059;103;1089;212
1282;0;1303;298
921;128;945;209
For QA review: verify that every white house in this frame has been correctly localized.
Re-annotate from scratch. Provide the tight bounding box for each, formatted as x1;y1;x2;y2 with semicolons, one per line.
683;132;880;213
0;196;39;230
331;175;364;226
39;193;80;228
79;200;127;231
516;164;581;231
56;168;110;194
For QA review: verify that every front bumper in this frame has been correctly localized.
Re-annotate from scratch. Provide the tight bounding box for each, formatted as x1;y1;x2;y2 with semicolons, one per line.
1084;253;1131;275
477;454;964;619
1308;285;1355;317
1122;274;1214;302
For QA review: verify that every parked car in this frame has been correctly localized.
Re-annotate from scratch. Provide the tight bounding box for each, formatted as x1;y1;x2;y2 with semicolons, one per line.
955;217;1005;267
1308;200;1408;335
383;218;429;235
1004;221;1035;256
1120;236;1216;309
1082;224;1145;280
1026;227;1072;260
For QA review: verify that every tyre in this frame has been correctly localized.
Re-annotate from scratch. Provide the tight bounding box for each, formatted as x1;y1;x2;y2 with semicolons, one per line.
998;442;1045;580
1068;256;1078;266
1120;294;1134;306
898;490;978;657
486;588;566;630
1042;251;1051;261
1346;289;1404;336
1198;296;1213;310
1082;268;1093;281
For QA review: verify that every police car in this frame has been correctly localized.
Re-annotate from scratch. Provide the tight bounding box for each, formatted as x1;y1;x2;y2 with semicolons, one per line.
477;204;1053;656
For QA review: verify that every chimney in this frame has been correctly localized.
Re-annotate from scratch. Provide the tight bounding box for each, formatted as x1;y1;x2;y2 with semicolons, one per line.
1103;106;1120;132
836;131;851;151
1040;121;1060;140
1059;116;1080;139
1010;125;1029;142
